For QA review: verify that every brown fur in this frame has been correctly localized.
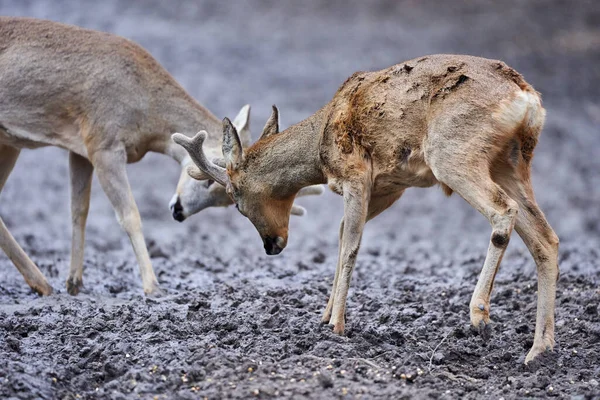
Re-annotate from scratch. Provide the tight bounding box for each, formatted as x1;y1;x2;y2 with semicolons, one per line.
182;54;559;365
494;61;531;91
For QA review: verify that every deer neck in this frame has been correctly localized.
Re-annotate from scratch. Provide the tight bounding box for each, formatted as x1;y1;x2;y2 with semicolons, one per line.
155;91;222;165
247;108;327;195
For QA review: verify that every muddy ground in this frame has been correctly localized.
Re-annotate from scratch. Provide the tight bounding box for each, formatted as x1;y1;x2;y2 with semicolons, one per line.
1;0;599;399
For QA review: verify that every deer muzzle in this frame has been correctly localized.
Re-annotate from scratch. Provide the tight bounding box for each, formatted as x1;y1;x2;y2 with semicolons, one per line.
263;235;286;255
170;197;186;222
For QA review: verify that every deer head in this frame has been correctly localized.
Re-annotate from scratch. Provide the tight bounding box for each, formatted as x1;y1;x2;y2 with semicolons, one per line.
169;105;251;222
173;106;310;254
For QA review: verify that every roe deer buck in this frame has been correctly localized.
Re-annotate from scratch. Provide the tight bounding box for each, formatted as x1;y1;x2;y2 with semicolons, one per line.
0;17;319;296
175;55;559;363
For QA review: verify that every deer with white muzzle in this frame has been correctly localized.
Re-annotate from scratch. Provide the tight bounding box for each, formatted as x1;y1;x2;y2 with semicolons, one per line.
0;17;320;296
174;54;559;364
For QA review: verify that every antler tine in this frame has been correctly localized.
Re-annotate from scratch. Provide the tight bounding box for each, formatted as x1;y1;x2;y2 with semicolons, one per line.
171;131;229;187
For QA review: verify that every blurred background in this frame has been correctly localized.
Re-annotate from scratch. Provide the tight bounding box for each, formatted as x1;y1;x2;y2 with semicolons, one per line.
0;0;597;290
0;1;598;397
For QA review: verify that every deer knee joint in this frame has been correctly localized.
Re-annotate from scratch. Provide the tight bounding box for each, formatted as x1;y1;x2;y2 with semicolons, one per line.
117;212;142;233
506;204;518;218
491;200;518;227
501;200;519;223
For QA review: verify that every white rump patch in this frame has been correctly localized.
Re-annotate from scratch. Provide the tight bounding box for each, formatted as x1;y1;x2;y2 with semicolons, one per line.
492;90;543;133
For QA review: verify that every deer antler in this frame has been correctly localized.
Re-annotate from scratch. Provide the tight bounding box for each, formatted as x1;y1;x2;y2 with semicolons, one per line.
171;131;229;187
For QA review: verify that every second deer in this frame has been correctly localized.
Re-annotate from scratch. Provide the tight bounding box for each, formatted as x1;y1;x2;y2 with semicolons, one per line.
0;17;319;296
175;54;559;364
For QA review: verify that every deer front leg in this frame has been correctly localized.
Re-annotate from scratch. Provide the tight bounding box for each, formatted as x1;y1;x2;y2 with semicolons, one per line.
0;145;53;295
323;191;404;324
91;149;161;296
330;175;371;335
321;218;344;324
66;152;94;295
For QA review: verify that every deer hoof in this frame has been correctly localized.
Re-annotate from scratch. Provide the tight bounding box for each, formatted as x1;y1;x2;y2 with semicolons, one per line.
476;320;492;341
66;277;82;296
470;301;491;337
144;283;164;298
321;303;333;324
333;323;345;335
525;336;555;364
34;282;54;296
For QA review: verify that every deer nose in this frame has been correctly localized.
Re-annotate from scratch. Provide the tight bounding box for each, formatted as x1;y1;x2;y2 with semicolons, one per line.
171;199;186;222
263;236;284;255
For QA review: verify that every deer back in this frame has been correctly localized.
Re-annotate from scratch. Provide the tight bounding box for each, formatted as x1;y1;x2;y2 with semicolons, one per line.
0;17;211;160
319;54;538;193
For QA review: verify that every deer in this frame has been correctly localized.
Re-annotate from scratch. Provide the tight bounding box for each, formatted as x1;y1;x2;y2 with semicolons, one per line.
0;17;321;297
174;54;560;364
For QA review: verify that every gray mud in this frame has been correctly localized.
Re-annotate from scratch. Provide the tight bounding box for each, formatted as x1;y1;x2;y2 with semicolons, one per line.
0;1;599;399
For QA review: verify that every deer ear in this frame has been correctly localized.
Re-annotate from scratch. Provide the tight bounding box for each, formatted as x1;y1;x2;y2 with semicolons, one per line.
233;104;251;147
212;157;226;168
222;117;244;170
260;105;279;139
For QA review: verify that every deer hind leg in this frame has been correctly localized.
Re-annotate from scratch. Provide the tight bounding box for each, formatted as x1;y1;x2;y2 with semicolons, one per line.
516;198;558;364
493;162;559;364
66;152;94;295
0;145;53;295
430;154;518;337
91;148;161;296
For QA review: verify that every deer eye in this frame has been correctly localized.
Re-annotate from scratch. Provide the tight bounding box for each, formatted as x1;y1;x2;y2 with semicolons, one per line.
205;179;214;188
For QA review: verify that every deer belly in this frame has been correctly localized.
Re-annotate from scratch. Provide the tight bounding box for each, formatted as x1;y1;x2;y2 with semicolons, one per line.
0;122;87;156
373;162;438;193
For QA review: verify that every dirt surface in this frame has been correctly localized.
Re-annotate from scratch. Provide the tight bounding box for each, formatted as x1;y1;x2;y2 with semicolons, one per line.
1;0;599;399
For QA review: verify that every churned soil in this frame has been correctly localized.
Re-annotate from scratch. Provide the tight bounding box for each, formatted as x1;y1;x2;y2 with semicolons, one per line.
1;0;599;399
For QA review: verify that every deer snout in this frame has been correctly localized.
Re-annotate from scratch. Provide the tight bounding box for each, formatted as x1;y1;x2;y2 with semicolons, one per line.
170;196;186;222
263;235;286;255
